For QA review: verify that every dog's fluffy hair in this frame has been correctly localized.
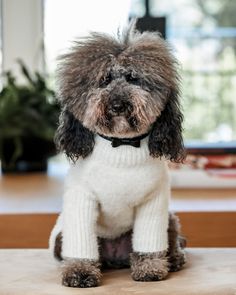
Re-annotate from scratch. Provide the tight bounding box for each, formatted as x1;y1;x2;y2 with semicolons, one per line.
52;26;186;288
55;27;185;163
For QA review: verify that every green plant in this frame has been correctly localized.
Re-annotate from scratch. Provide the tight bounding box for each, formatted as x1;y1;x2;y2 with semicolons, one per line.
0;60;59;164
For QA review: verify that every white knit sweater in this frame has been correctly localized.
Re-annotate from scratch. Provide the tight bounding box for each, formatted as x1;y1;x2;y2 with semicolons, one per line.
49;135;170;260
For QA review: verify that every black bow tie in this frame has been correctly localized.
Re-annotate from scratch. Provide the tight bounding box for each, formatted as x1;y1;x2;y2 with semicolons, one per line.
98;133;149;148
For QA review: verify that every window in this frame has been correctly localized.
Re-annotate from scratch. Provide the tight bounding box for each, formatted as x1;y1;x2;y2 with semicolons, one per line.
44;0;236;144
131;0;236;143
44;0;131;74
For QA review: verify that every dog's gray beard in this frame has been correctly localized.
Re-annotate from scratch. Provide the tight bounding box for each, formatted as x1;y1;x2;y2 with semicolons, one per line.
130;89;163;128
83;90;164;137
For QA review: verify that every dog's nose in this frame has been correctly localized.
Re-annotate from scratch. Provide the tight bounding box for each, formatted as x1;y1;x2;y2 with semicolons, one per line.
111;100;126;114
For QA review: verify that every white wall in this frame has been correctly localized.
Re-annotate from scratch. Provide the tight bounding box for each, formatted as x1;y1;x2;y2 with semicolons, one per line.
2;0;44;81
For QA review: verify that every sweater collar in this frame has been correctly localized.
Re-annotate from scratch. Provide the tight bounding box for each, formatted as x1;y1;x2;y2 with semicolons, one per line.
97;132;149;148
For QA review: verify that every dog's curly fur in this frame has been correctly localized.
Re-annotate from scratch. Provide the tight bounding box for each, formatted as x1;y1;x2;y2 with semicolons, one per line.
62;259;101;288
55;28;185;163
53;24;186;288
130;251;169;281
168;213;187;272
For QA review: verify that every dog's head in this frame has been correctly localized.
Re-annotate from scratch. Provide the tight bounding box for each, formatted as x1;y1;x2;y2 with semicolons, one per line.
55;27;185;162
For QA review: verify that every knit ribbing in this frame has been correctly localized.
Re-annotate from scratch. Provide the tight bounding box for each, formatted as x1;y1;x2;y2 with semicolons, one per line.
132;186;169;253
133;215;168;252
62;189;99;260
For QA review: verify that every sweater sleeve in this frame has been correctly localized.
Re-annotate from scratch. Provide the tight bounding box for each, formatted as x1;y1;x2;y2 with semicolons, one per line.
62;187;99;260
132;179;170;253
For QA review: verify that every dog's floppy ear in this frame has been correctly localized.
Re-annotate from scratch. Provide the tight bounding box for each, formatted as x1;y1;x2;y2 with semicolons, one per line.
148;90;185;163
55;109;95;162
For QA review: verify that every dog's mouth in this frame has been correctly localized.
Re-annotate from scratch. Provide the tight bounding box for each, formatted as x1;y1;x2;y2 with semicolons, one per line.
103;101;141;135
82;91;160;138
97;111;152;138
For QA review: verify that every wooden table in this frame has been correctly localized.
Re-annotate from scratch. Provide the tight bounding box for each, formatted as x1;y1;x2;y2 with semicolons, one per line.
0;249;235;295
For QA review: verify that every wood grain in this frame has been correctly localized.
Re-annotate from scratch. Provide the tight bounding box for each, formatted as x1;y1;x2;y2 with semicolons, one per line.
0;212;236;248
1;249;236;295
0;214;56;248
179;212;236;247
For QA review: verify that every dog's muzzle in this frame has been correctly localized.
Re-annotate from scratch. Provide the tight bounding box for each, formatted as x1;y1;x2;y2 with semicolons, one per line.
108;99;133;116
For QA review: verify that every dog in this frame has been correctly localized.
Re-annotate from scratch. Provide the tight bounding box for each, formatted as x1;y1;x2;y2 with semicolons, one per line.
49;24;186;288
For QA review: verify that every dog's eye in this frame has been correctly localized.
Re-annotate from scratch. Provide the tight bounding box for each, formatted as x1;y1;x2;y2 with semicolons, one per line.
99;73;112;87
125;74;141;86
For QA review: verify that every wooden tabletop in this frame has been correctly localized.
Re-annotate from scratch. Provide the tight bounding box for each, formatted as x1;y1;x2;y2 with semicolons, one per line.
0;248;235;295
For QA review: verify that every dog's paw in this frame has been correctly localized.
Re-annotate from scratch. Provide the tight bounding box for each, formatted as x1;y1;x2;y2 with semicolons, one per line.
130;251;169;282
168;248;186;272
62;259;101;288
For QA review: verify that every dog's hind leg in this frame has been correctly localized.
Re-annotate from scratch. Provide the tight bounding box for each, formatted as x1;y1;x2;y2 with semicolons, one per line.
49;214;63;261
167;212;186;272
54;232;63;261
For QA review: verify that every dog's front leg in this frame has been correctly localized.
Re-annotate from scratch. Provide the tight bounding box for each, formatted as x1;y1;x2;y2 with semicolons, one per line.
61;189;101;288
131;183;170;281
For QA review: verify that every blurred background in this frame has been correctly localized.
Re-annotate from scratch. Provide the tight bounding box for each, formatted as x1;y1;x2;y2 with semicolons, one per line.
0;0;235;249
48;0;236;142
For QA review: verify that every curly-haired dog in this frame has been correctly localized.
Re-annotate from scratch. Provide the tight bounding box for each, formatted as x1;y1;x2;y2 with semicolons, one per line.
49;26;186;288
